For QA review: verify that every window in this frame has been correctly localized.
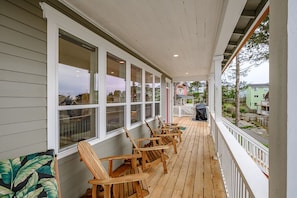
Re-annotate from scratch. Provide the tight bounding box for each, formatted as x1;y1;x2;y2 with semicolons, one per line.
155;76;161;116
106;53;126;132
131;104;141;124
145;71;153;101
131;65;142;102
106;106;125;131
106;53;126;103
155;103;160;116
42;4;163;157
131;65;142;124
145;72;153;119
155;76;160;101
145;103;152;119
58;30;98;150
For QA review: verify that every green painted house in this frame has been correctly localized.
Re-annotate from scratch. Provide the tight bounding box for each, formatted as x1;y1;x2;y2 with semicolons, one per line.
245;83;269;111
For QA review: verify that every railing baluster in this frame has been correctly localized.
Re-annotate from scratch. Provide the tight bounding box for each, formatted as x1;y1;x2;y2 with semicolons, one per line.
209;110;268;198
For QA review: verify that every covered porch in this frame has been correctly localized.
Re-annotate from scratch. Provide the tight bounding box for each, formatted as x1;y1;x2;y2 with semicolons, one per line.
2;0;297;197
146;116;225;198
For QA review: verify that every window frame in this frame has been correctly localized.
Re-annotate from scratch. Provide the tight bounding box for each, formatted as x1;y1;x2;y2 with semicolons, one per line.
41;3;162;158
58;30;99;151
130;64;143;126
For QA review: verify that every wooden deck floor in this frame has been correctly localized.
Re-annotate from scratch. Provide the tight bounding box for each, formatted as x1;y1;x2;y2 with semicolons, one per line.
144;117;226;198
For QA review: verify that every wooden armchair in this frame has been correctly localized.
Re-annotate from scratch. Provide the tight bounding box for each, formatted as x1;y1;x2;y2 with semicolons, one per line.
123;127;170;174
157;116;183;142
77;141;149;198
144;120;178;154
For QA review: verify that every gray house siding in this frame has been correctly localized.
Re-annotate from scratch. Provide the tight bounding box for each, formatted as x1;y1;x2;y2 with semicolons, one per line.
0;1;167;197
0;0;47;159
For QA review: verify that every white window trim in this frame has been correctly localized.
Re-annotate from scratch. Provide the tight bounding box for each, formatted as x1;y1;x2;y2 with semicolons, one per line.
41;3;105;158
41;3;162;158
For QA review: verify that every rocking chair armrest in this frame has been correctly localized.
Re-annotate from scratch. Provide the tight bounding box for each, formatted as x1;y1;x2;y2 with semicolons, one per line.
135;137;161;142
161;125;180;130
100;153;142;161
165;123;178;126
153;128;170;133
88;173;149;185
134;145;170;152
153;133;179;137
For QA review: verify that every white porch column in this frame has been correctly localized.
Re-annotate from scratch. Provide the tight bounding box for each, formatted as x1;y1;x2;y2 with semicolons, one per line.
270;0;297;197
213;55;224;121
208;73;215;115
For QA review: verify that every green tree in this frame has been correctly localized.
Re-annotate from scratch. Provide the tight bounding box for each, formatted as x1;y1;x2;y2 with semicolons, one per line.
232;14;269;126
189;81;201;103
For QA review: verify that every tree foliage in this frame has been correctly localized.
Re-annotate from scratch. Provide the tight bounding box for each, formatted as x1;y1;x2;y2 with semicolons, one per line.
243;15;270;66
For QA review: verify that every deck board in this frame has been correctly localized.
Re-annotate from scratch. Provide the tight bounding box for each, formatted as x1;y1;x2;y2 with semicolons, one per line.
145;117;226;198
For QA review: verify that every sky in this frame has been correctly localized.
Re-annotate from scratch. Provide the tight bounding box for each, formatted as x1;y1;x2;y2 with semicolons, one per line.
223;60;269;85
241;61;269;84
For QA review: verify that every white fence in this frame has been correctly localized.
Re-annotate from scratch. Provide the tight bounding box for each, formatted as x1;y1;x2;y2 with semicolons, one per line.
209;114;268;198
173;105;195;117
221;117;269;176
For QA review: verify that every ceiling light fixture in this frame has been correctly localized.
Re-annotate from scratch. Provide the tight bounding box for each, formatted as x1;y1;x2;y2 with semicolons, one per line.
173;54;179;57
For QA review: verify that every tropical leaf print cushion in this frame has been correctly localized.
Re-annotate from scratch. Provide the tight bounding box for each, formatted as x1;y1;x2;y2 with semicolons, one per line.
0;149;58;198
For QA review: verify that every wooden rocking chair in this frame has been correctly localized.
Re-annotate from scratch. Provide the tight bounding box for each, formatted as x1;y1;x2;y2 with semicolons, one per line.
157;116;183;142
144;120;178;154
123;127;170;174
77;141;149;198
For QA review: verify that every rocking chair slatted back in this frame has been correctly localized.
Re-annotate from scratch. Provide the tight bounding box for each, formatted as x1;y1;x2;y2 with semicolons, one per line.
124;127;169;174
78;141;150;198
78;141;110;180
145;120;178;154
157;116;183;142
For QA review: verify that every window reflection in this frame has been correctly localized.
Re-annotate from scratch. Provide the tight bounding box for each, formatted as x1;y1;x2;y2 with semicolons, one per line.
131;65;142;102
155;103;160;116
59;108;96;149
145;104;152;119
106;53;126;103
145;71;153;101
131;104;141;124
58;30;98;105
107;106;125;132
58;30;98;149
155;76;160;101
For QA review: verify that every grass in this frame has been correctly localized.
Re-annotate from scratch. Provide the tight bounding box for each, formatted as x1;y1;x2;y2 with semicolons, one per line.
240;125;254;129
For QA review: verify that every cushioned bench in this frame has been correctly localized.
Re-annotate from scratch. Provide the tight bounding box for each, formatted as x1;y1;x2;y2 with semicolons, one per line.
0;149;61;198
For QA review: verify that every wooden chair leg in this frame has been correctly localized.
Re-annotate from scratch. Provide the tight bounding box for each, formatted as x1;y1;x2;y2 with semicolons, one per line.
92;185;97;198
161;151;168;174
103;185;111;198
172;138;177;154
142;152;148;170
133;181;144;198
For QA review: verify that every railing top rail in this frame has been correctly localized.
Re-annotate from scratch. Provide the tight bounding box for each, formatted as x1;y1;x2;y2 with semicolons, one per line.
215;120;269;198
221;117;269;153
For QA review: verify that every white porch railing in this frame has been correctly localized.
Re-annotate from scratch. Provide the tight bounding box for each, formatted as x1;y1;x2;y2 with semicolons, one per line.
221;117;269;176
173;105;195;117
209;113;268;198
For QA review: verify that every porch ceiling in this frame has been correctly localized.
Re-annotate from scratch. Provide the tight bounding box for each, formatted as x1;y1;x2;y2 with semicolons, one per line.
58;0;268;81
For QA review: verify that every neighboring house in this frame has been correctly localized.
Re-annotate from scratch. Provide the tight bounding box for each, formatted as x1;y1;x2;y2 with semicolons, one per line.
258;91;270;116
245;83;269;111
